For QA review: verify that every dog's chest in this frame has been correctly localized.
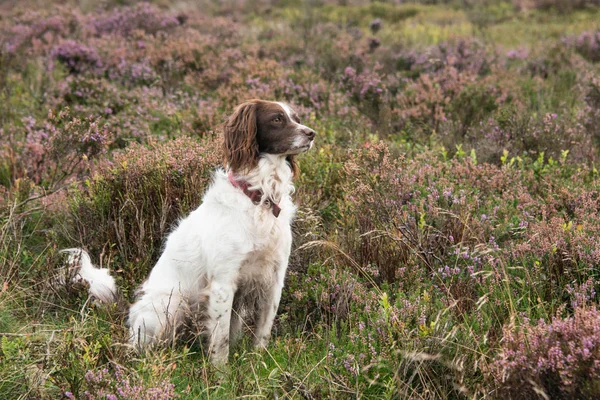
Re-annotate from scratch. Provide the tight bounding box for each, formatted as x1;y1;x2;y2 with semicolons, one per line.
237;215;289;282
237;244;280;284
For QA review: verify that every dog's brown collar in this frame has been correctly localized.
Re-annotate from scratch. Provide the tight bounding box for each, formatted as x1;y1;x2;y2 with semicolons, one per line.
227;171;281;218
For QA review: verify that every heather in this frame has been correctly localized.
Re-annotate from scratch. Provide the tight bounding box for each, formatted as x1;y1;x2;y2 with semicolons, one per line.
1;0;600;398
493;306;600;399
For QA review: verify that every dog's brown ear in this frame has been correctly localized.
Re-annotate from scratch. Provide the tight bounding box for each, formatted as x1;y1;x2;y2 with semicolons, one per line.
223;101;259;173
286;155;299;178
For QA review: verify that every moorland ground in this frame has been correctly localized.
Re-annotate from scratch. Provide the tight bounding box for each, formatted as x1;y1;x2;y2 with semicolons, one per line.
1;0;600;398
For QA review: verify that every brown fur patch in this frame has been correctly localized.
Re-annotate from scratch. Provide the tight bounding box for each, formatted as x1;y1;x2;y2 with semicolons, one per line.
222;99;308;177
223;101;260;174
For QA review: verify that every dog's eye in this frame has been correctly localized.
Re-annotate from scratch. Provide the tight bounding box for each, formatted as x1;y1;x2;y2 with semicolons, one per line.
273;117;282;123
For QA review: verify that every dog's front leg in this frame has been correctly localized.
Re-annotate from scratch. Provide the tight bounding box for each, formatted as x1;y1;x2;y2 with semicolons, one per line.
206;280;235;364
253;281;283;349
253;263;286;349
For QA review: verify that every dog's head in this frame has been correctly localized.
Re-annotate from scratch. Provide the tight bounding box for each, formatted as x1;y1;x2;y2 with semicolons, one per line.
223;99;316;176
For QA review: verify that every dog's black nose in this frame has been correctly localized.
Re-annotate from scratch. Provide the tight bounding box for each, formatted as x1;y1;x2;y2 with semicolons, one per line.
303;128;316;139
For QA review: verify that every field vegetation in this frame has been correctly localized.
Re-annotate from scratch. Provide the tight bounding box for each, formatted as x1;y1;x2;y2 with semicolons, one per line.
1;0;600;398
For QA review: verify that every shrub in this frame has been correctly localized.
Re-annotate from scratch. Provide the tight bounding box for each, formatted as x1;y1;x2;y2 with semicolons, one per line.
57;76;133;121
396;40;490;77
493;307;600;399
582;75;600;145
2;108;113;188
50;40;103;74
521;113;593;162
87;3;180;37
510;171;600;294
340;142;415;283
66;366;176;400
4;12;72;54
339;141;495;286
573;31;600;63
444;80;502;138
340;64;389;130
395;66;477;134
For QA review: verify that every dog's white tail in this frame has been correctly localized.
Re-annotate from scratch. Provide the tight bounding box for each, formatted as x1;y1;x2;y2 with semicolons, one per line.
60;248;117;303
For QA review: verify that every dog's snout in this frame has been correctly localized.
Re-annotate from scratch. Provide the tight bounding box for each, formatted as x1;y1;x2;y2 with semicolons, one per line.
303;128;316;139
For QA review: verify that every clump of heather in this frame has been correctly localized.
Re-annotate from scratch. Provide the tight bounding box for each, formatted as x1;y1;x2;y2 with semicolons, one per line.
493;307;600;399
393;41;510;143
3;11;73;54
582;75;600;143
395;63;482;134
66;366;176;399
573;31;600;63
340;141;499;285
340;65;388;127
50;39;102;74
86;3;180;37
401;40;490;77
509;163;600;293
341;141;415;283
278;71;333;115
341;65;386;104
516;112;591;162
3;108;112;188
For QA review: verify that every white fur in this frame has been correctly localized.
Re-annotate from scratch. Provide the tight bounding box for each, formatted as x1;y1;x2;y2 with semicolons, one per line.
278;101;314;134
64;154;297;364
60;248;117;304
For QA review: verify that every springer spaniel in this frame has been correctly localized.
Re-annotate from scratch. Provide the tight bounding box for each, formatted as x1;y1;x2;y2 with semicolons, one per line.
62;99;315;364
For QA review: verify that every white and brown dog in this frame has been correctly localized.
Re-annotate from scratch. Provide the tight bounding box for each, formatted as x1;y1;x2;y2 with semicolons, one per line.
62;99;315;364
